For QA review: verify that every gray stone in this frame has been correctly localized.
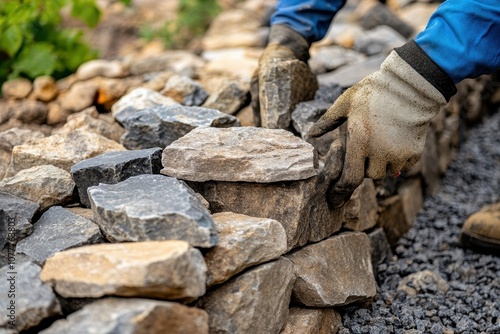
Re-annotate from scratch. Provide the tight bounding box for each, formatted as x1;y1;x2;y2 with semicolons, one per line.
0;192;38;248
161;75;209;106
41;298;209;334
88;175;217;247
111;87;178;117
16;206;103;265
0;261;61;332
353;26;406;56
368;228;393;275
0;100;48;125
71;148;162;207
286;232;376;307
280;308;342;334
199;258;295;334
205;212;287;286
161;127;317;182
397;270;449;295
202;80;249;115
116;104;240;150
309;46;366;74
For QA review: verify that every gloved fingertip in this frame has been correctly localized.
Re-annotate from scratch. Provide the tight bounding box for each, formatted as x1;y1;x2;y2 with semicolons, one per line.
308;122;328;138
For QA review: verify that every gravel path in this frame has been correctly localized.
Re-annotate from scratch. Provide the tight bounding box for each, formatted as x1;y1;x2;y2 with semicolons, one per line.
340;110;500;334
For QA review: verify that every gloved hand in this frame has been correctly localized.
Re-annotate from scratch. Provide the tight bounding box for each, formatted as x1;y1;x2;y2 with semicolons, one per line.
309;41;457;208
251;24;318;129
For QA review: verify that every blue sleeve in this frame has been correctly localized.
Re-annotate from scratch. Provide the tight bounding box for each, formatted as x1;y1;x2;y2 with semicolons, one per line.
415;0;500;83
271;0;347;43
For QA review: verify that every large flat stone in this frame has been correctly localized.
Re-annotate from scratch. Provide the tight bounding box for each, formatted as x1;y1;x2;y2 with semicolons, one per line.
16;206;103;265
115;104;240;150
206;212;287;286
88;175;217;247
0;262;61;332
162;127;317;182
71;148;162;207
199;258;295;334
40;240;207;300
40;298;208;334
0;192;39;248
286;232;376;307
280;308;342;334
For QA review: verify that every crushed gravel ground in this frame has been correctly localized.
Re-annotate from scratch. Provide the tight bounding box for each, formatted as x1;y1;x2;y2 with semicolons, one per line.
340;110;500;334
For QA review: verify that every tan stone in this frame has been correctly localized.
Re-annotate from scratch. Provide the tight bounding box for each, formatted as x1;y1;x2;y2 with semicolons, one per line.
32;76;58;102
344;178;379;231
377;195;411;246
202;80;249;115
40;240;207;300
66;207;95;221
46;102;71;125
160;74;208;106
200;258;295;334
398;178;423;227
0;99;48;125
206;212;287;286
421;128;440;195
286;232;376;307
76;59;128;80
1;78;32;99
201;48;259;82
96;76;143;110
398;270;449;295
280;308;342;334
57;81;98;113
236;105;257;127
141;71;175;91
111;87;178;117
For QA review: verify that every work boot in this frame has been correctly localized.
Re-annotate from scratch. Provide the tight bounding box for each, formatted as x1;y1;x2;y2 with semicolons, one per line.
460;202;500;253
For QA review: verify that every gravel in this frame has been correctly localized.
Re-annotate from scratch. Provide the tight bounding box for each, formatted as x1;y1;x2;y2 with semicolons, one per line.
339;110;500;334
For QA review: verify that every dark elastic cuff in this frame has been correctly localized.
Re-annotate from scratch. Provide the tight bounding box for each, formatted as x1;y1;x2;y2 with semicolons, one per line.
395;40;457;102
268;24;311;62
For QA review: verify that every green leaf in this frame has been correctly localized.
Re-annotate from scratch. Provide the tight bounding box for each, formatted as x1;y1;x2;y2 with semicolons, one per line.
0;25;23;56
70;0;101;28
119;0;131;6
12;42;57;79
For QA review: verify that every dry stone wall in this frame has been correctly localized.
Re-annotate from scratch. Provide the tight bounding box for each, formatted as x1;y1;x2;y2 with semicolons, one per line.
0;0;498;333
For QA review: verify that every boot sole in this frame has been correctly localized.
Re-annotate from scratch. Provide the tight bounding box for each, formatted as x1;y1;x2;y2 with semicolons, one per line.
460;231;500;255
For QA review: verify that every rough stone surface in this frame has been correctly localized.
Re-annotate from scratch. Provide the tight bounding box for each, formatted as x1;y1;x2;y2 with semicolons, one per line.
58;81;98;113
368;228;393;275
0;192;39;248
1;78;32;99
286;232;376;307
205;212;287;286
352;26;406;56
161;74;209;106
71;147;162;207
116;104;240;150
129;51;205;76
377;195;411;246
7;128;125;176
111;87;178;117
76;59;127;80
397;270;449;295
343;179;379;231
202;80;249;115
161;127;317;182
280;308;342;334
309;46;365;74
200;258;295;334
16;206;103;265
40;298;209;334
32;76;58;102
97;76;144;110
66;207;94;221
0;99;48;124
88;174;217;247
0;261;61;332
41;240;207;300
398;178;423;226
0;165;75;211
421;128;441;195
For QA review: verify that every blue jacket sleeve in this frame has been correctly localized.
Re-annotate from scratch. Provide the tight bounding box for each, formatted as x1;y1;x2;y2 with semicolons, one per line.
271;0;347;44
415;0;500;83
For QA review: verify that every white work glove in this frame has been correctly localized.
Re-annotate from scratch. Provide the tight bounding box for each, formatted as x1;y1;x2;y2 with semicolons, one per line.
309;41;457;207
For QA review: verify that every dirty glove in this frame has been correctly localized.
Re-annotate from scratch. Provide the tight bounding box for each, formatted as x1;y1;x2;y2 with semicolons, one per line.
251;24;318;129
309;41;457;208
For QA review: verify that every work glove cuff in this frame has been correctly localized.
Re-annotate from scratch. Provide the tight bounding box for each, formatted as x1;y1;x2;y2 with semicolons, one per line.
395;40;457;102
268;24;311;62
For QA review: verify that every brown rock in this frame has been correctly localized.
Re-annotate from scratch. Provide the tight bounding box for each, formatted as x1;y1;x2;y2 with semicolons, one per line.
398;270;449;295
376;195;411;246
58;81;98;113
1;78;32;99
344;179;379;231
236;105;257;127
397;178;423;227
40;240;207;300
96;76;143;110
206;212;287;286
32;76;58;102
280;308;342;334
46;102;70;125
142;71;175;91
0;100;48;125
202;80;249;115
199;258;295;334
286;232;376;307
421;128;440;195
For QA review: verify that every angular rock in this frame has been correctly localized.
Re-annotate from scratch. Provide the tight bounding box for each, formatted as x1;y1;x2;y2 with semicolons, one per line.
1;78;32;99
343;179;379;231
57;81;98;113
0;165;75;211
200;258;295;334
66;207;94;221
7;128;125;176
361;2;414;39
96;76;143;110
309;46;366;74
286;232;376;307
376;195;411;246
0;192;38;248
41;240;207;300
16;206;103;265
76;59;127;81
201;80;249;115
116;104;240;150
111;87;177;116
162;127;317;182
0;99;48;125
71;147;162;207
280;308;342;334
368;228;393;275
88;175;217;247
40;298;209;334
161;75;209;106
32;76;58;102
398;270;449;295
397;178;423;226
0;262;61;332
206;212;287;286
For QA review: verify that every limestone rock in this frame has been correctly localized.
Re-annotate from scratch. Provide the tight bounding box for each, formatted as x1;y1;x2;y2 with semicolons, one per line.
200;258;295;334
397;178;423;226
398;270;449;295
0;192;39;248
1;78;32;99
368;228;393;275
88;175;217;247
377;195;411;246
116;104;240;150
286;232;376;307
16;206;102;264
40;298;209;334
76;59;128;81
7;128;125;176
0;262;61;332
206;212;287;286
161;75;209;106
202;80;249;115
57;81;98;113
41;240;207;300
162;127;317;182
71;147;162;207
111;87;178;117
0;100;48;125
343;179;379;231
0;165;75;211
32;76;58;102
280;308;342;334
